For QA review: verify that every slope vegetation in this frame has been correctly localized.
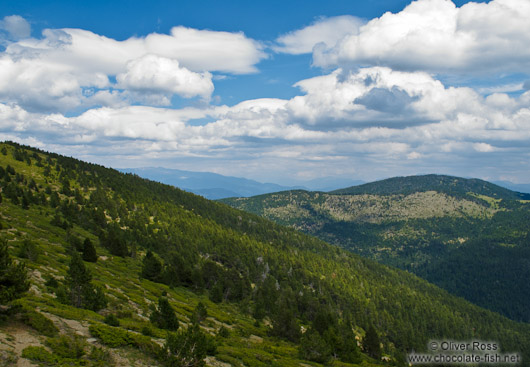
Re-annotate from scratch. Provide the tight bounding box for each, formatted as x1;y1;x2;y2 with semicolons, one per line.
222;175;530;323
1;143;530;366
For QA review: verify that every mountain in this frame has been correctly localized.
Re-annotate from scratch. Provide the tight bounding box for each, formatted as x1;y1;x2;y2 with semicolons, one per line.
222;174;530;323
2;142;530;366
494;180;530;195
118;167;301;199
331;174;530;199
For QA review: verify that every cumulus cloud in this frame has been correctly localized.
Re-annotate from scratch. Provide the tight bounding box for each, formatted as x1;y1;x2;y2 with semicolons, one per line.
313;0;530;74
0;15;31;40
4;67;530;174
284;67;485;128
117;54;214;100
274;15;364;54
0;19;265;113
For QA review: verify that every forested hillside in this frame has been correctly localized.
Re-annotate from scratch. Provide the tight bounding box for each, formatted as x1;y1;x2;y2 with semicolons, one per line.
222;176;530;323
1;142;530;366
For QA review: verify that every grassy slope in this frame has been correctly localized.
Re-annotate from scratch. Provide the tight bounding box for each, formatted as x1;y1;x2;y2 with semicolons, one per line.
1;142;530;366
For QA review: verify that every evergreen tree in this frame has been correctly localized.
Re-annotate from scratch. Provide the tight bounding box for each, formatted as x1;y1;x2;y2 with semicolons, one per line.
269;291;301;342
150;296;179;331
141;251;162;282
82;238;98;263
65;251;106;311
0;239;29;305
208;282;223;304
66;251;92;308
364;324;382;360
100;224;128;257
191;302;208;325
337;318;362;364
299;328;331;364
17;239;39;261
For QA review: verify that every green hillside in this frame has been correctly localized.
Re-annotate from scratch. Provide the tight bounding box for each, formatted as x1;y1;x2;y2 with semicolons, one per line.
1;142;530;366
222;176;530;323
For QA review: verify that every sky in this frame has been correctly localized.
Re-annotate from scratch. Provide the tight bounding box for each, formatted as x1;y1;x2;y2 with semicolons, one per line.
1;0;530;185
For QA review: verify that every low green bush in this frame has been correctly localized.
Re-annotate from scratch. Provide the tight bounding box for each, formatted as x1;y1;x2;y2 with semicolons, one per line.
88;346;114;366
21;346;57;364
103;314;120;327
46;334;86;359
20;310;59;337
89;323;130;348
89;323;161;357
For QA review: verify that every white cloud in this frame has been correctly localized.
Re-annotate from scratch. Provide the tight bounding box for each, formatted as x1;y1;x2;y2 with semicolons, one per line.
0;15;31;40
5;66;530;157
116;54;214;99
313;0;530;74
284;67;485;128
145;27;265;74
0;19;265;113
274;15;364;55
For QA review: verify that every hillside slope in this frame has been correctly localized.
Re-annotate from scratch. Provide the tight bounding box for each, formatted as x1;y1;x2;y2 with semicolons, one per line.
1;143;530;366
222;175;530;323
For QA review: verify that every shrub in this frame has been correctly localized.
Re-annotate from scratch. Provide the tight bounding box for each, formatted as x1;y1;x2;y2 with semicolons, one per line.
20;310;59;337
217;326;230;338
21;346;57;364
162;324;216;367
89;323;161;357
88;346;114;366
46;334;86;359
89;323;130;348
104;313;120;327
141;325;154;337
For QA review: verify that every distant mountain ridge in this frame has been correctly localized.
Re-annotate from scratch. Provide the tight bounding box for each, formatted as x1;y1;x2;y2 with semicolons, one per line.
493;180;530;195
332;174;530;200
119;167;365;199
118;167;301;199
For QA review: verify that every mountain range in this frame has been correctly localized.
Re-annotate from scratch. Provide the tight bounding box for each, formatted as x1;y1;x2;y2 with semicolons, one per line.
119;167;364;199
120;167;530;200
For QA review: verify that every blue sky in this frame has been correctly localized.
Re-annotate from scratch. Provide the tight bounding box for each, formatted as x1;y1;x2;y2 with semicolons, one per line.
1;0;530;185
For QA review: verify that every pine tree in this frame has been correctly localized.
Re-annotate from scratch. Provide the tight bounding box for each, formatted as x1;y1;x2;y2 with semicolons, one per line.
191;302;208;325
67;251;92;308
0;239;29;305
364;324;382;360
299;328;331;364
150;296;179;331
65;251;106;310
269;291;301;342
141;251;161;281
82;238;98;263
